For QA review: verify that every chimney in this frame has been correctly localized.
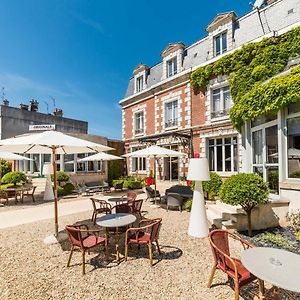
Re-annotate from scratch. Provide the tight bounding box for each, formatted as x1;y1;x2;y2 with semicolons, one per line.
30;99;39;112
20;103;29;110
3;99;9;106
54;108;63;117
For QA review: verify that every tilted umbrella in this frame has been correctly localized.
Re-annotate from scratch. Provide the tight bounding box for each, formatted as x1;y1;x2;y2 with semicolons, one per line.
123;145;186;206
77;152;123;184
0;151;33;178
0;130;113;236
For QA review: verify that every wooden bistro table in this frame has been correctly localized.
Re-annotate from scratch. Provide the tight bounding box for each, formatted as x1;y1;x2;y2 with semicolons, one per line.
96;213;136;262
241;247;300;300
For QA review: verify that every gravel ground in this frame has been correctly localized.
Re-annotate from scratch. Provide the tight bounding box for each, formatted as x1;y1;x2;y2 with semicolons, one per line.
0;197;282;300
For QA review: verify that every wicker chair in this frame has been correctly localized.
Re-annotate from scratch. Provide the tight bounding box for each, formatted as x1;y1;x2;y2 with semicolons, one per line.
208;229;256;300
166;193;184;212
90;198;112;224
145;186;161;202
125;218;162;266
65;224;107;275
125;191;137;206
131;199;143;218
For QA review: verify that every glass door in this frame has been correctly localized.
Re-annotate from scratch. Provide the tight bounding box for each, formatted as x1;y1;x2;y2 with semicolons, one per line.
252;123;279;194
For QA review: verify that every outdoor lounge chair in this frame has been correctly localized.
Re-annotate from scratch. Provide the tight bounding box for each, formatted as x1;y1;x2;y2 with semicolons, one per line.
125;218;162;266
166;193;184;212
65;224;108;275
145;186;161;202
208;229;256;300
90;198;112;224
114;182;124;192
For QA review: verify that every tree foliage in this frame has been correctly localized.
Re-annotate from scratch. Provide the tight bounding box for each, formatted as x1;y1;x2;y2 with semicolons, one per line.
202;171;223;200
219;173;269;236
190;26;300;130
1;171;27;186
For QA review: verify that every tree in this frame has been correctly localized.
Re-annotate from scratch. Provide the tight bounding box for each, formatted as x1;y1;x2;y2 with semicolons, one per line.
1;171;27;186
219;173;269;236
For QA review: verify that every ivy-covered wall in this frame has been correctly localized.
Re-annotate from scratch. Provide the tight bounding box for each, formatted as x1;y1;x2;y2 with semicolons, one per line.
191;26;300;130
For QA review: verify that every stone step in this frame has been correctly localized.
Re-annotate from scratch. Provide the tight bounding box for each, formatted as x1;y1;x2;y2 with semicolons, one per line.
215;200;246;214
206;208;223;227
221;220;238;230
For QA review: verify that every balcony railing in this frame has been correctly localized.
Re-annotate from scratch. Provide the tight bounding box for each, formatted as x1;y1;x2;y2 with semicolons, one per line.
135;128;144;135
211;109;230;119
165;118;178;128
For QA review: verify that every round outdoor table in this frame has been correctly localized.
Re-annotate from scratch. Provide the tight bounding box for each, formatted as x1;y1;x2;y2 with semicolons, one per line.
96;213;136;262
107;197;128;206
241;247;300;299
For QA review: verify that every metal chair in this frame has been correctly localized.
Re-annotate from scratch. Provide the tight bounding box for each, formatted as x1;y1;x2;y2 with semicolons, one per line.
145;186;161;202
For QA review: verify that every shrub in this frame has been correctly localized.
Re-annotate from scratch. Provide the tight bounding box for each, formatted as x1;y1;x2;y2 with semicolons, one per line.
203;172;223;200
1;160;12;177
289;170;300;178
1;171;27;186
112;177;144;190
51;171;70;186
57;186;65;197
219;173;269;236
258;233;295;250
184;198;193;212
63;182;75;194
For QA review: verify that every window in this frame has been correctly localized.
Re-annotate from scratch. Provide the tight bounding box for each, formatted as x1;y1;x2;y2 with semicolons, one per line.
165;100;178;128
214;31;227;56
131;147;146;172
208;137;238;172
134;111;144;135
167;57;177;77
211;86;231;118
136;76;144;92
77;154;86;172
287;114;300;178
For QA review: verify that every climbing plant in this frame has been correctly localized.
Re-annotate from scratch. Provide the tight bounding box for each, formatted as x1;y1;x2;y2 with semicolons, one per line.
190;26;300;130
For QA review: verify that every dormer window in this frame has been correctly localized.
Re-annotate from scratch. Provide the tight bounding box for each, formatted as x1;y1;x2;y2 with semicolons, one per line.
134;111;144;135
167;57;177;77
214;31;227;56
136;76;144;92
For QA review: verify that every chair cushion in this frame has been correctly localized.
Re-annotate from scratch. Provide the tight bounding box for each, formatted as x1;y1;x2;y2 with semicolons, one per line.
225;258;256;284
127;231;151;244
82;235;106;249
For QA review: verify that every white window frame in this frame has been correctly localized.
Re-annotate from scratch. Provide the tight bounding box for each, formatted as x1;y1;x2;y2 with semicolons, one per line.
211;85;232;119
131;147;147;173
134;110;145;136
164;99;178;129
214;31;227;56
136;75;144;92
207;136;238;175
166;57;177;77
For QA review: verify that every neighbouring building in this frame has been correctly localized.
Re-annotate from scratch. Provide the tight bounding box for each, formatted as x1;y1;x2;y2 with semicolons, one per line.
120;0;300;210
0;101;124;183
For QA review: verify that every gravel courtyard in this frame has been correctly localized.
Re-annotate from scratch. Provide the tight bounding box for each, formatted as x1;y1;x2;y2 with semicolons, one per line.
0;195;266;300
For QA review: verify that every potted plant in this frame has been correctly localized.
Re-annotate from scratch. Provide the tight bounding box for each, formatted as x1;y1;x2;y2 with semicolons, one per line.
219;173;269;236
146;170;154;186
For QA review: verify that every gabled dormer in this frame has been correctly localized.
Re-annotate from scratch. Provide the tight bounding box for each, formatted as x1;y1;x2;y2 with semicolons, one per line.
133;64;149;93
206;12;236;59
161;42;185;80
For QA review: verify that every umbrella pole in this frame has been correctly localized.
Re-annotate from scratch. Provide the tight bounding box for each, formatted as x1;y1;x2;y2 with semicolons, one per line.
52;148;58;237
154;155;157;206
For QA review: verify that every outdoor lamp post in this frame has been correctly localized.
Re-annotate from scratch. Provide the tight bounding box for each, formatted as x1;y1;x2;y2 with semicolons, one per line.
187;157;210;238
43;162;54;201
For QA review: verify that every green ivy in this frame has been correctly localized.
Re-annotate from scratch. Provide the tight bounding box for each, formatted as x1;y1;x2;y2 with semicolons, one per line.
190;26;300;130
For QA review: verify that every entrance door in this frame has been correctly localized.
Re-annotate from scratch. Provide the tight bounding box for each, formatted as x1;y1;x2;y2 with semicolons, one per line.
252;122;279;194
163;145;179;181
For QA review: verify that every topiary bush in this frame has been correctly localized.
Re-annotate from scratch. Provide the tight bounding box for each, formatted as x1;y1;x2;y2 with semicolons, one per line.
203;172;223;200
51;171;70;186
1;171;27;186
219;173;269;236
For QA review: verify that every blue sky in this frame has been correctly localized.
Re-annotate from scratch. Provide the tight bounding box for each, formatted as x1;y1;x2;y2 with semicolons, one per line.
0;0;250;139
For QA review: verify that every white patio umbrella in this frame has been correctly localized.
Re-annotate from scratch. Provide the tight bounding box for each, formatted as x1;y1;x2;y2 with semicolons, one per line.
0;130;113;236
123;145;186;207
77;152;123;184
0;151;33;178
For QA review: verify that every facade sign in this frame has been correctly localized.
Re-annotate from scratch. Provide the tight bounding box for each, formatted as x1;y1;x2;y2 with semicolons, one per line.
29;124;56;131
